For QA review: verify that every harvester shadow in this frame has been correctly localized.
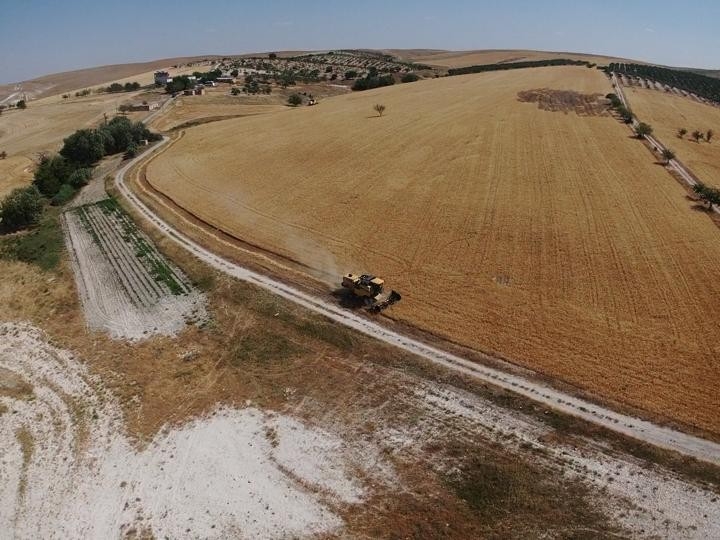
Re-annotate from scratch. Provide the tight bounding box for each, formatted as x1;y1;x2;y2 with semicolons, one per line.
331;288;367;310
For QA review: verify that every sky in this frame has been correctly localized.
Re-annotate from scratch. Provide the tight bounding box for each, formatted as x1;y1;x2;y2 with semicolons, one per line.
1;0;718;83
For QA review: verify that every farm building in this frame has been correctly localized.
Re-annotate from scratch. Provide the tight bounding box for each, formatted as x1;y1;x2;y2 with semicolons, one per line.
125;102;161;112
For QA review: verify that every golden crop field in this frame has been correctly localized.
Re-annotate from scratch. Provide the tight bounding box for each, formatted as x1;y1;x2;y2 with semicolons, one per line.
145;66;720;434
397;49;631;68
625;87;720;188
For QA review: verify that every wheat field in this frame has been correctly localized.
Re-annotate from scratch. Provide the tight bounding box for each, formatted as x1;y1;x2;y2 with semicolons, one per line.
396;49;630;68
625;86;720;188
145;66;720;434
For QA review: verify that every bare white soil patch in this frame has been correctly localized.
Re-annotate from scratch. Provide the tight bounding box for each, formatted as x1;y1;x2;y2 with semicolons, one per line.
0;322;386;538
390;383;720;539
64;202;206;340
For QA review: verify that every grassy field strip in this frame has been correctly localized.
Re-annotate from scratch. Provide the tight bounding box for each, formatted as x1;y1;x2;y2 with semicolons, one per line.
65;196;205;340
117;138;720;465
79;205;163;306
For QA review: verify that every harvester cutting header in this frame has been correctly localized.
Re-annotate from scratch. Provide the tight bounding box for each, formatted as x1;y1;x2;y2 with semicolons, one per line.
341;273;401;312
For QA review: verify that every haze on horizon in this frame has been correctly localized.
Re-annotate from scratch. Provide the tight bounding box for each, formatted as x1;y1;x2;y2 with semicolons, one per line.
0;0;718;84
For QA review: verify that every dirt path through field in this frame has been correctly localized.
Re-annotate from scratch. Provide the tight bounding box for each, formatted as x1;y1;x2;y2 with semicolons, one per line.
116;137;720;466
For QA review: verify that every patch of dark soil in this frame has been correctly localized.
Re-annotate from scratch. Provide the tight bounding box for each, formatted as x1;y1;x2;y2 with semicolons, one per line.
518;88;609;116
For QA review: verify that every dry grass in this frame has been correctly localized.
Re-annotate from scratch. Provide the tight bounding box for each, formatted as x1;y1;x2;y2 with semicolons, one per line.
0;249;622;537
144;66;720;435
0;155;34;198
625;86;720;188
0;92;141;156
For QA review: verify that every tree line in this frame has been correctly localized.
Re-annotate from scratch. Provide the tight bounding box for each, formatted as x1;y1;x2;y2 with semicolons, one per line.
608;63;720;103
351;67;395;91
0;117;160;232
104;81;141;93
447;58;591;76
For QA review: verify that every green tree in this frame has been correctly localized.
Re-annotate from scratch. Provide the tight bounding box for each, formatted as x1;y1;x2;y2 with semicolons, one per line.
231;69;239;77
677;128;687;138
693;182;720;210
33;155;73;196
634;122;653;139
661;148;676;164
125;142;138;159
60;129;105;166
0;151;6;159
692;130;704;143
344;70;358;80
287;94;302;106
17;100;26;109
269;52;277;60
0;186;43;232
373;104;386;117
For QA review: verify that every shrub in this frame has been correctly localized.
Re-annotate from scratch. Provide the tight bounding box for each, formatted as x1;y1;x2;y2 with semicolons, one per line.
344;70;358;80
635;122;653;138
17;100;27;109
287;94;302;106
68;168;92;188
125;142;138;159
51;184;76;206
401;72;420;83
0;151;6;159
374;104;386;117
0;186;43;232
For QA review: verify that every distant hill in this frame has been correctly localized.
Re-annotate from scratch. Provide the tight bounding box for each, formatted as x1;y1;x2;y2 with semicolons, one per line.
3;49;717;103
0;55;223;103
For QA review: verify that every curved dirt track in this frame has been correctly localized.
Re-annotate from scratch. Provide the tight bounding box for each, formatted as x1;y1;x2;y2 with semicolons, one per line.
117;137;720;466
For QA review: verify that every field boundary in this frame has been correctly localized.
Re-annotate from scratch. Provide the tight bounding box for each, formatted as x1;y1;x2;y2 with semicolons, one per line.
115;136;720;466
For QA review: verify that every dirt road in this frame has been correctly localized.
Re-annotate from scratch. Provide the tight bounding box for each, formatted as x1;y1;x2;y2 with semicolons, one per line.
116;137;720;466
612;73;710;194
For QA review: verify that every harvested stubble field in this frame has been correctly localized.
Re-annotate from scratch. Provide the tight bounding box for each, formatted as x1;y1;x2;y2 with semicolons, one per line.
393;49;629;68
625;86;720;188
0;154;35;199
149;92;286;132
145;65;720;435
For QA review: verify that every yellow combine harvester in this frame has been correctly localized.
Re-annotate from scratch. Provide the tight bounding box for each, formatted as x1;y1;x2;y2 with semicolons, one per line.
341;273;401;312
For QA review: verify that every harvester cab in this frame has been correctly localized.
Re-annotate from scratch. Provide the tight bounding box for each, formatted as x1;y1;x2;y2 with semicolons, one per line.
341;273;401;312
